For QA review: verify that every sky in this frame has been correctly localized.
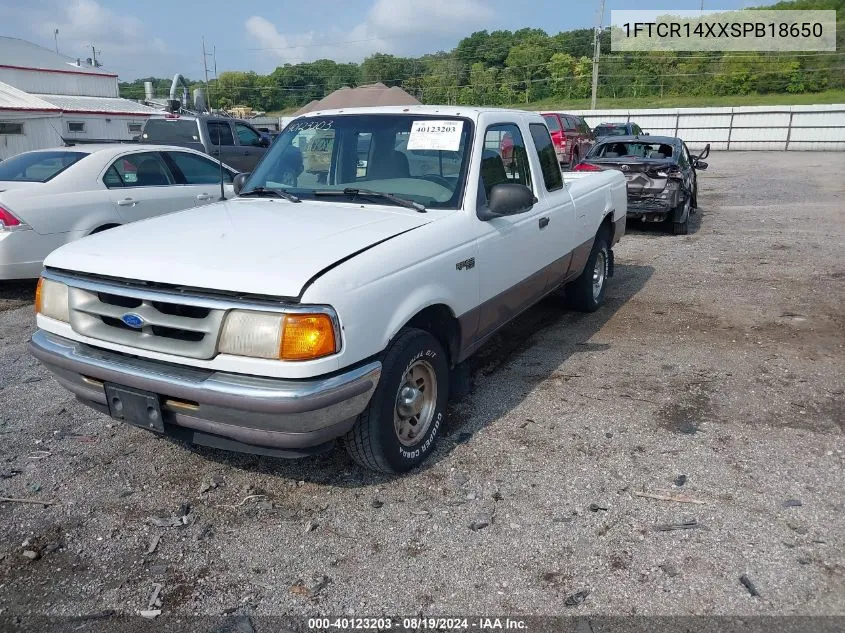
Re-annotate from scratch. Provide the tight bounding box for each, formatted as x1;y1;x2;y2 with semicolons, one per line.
0;0;771;81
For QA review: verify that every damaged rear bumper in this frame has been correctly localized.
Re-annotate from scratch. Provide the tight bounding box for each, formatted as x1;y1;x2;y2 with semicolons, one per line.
626;195;677;221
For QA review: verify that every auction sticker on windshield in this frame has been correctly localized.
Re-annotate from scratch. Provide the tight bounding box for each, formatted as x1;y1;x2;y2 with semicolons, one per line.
407;120;463;151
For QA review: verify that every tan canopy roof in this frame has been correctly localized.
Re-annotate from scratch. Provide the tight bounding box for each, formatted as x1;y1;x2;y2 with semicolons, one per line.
293;83;420;115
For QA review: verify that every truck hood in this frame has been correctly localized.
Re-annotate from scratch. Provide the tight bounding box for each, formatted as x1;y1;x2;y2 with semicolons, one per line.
44;198;432;298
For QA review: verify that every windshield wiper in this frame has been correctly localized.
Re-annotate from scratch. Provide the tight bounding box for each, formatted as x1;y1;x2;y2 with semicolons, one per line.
240;187;301;203
313;188;426;213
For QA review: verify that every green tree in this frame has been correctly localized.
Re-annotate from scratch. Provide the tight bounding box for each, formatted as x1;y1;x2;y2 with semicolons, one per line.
549;52;576;99
505;41;552;103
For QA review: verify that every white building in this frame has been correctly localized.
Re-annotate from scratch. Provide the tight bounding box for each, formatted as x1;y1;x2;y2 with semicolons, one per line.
0;37;160;159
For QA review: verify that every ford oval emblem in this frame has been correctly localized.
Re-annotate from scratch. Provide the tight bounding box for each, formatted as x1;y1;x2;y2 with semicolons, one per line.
121;313;145;329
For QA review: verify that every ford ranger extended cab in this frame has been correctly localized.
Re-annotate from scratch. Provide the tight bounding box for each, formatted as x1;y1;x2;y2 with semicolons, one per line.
29;106;626;473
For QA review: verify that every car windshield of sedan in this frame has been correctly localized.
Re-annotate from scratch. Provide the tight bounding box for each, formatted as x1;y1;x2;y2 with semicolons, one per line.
0;150;89;182
243;114;473;209
591;142;675;160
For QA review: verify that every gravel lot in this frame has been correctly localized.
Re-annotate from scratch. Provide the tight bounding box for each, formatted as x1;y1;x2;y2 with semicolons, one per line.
0;152;843;627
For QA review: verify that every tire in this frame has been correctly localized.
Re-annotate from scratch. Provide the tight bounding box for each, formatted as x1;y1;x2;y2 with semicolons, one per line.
344;328;449;473
565;229;610;313
671;197;691;235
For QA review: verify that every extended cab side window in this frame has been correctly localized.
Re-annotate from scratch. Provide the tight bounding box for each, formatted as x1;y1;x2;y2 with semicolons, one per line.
235;123;262;147
207;121;234;146
528;123;563;192
481;123;532;199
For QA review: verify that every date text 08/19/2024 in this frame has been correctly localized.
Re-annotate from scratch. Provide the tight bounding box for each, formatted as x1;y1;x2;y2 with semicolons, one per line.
307;617;528;630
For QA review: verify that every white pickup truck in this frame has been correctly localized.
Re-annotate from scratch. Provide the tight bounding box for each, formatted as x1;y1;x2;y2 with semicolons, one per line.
29;106;626;473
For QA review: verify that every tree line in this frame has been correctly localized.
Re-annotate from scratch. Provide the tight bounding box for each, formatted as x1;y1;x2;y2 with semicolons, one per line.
119;0;844;112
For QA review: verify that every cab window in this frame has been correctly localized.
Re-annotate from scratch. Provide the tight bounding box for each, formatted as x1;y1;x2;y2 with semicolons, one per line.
235;123;262;147
207;121;234;146
481;123;532;200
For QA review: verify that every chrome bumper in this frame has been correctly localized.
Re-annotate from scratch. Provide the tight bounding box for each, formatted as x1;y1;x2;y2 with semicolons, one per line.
28;330;381;453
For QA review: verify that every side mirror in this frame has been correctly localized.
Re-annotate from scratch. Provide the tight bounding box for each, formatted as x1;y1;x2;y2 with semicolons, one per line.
695;160;708;170
233;172;250;195
259;136;271;148
698;143;711;160
479;183;536;220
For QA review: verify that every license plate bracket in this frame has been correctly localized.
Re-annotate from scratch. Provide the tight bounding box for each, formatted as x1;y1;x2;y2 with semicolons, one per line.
104;383;164;433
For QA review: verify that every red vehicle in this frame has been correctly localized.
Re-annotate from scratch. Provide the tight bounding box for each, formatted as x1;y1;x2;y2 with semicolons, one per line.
541;112;595;166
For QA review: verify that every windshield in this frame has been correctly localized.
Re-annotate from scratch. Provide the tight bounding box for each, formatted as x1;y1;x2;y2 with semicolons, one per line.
244;114;473;209
594;125;628;137
0;150;88;182
590;141;675;159
142;119;200;143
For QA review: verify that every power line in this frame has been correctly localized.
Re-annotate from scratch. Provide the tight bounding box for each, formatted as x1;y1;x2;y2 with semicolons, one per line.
128;65;844;96
118;51;844;90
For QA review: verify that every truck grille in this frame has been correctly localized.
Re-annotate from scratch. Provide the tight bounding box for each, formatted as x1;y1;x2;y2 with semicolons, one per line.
68;286;226;359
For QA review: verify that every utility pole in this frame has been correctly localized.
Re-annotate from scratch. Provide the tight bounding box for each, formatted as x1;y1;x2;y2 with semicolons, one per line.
590;0;606;110
211;45;218;112
90;44;101;67
202;37;211;113
53;29;59;55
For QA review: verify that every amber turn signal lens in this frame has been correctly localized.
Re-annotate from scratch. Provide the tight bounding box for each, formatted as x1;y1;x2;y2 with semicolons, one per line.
34;277;43;314
280;313;337;361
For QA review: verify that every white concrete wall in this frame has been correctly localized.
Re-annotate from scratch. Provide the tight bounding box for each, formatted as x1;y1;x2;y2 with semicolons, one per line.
566;104;845;151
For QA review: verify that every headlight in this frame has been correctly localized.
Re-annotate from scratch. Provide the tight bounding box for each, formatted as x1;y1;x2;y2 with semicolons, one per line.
35;278;70;322
218;309;338;361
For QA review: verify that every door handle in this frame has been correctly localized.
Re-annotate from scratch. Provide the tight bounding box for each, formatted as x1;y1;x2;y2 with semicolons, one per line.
243;151;250;156
117;198;136;206
539;217;550;229
196;194;213;200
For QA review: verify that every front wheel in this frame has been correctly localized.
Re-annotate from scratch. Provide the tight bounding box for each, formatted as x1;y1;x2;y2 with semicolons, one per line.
565;231;610;312
344;328;449;473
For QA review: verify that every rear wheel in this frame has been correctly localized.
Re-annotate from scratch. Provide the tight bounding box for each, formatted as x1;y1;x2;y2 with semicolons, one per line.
565;230;610;313
671;197;691;235
344;328;449;473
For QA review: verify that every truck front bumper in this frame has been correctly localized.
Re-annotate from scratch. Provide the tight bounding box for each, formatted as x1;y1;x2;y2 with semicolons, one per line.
28;330;381;457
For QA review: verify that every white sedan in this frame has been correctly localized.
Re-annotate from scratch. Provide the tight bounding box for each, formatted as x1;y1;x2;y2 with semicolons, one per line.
0;144;237;280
